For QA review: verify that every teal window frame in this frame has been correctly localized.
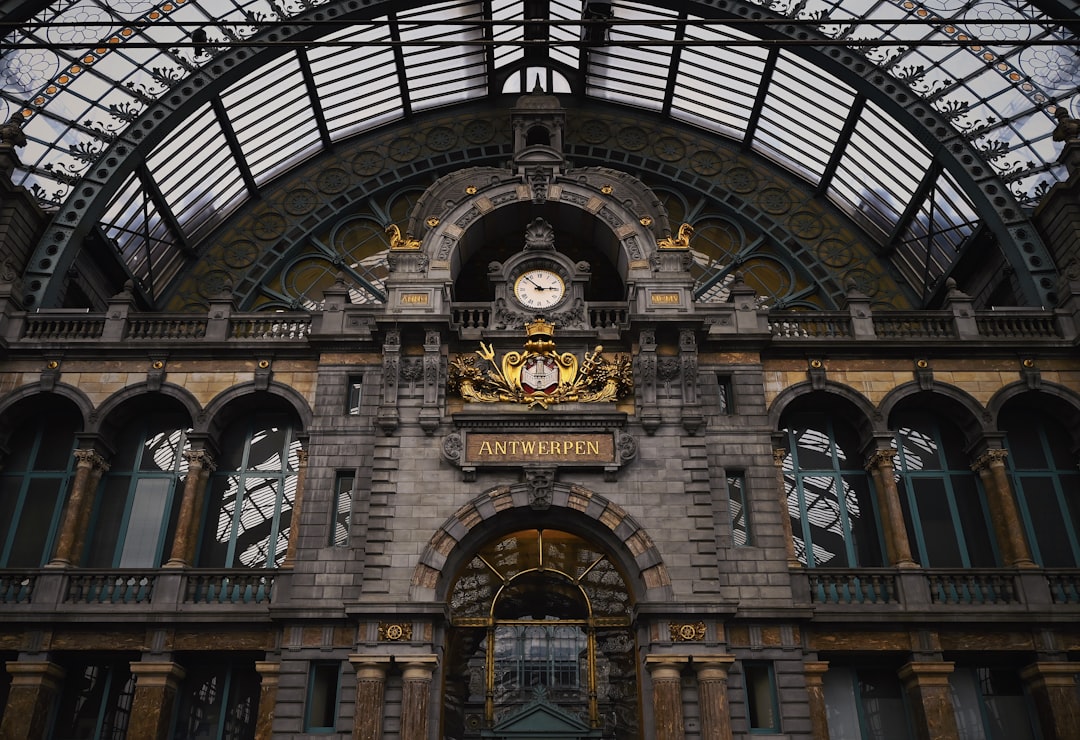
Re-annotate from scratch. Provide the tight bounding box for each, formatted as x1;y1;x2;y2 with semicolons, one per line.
1002;415;1080;567
198;414;301;569
49;657;137;740
782;414;884;567
743;661;780;733
950;666;1040;740
305;661;342;733
893;413;998;568
0;419;77;567
84;421;191;568
330;471;354;547
172;660;261;740
727;472;752;546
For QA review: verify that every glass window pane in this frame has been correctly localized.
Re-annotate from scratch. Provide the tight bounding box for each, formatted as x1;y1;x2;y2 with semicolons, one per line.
910;478;963;567
118;478;173;568
7;478;64;567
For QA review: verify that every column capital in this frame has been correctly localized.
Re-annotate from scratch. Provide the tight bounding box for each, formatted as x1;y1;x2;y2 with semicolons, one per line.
864;448;897;471
73;448;110;472
803;661;829;682
4;661;65;689
645;655;690;680
1021;661;1080;688
182;448;217;473
971;448;1008;472
399;654;438;679
899;661;955;688
772;448;787;466
129;661;186;688
692;655;735;681
349;654;393;679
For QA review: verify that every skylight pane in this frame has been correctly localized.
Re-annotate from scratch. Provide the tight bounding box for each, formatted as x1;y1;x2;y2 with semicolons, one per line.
146;103;246;235
550;0;583;70
829;101;931;237
894;172;977;292
585;2;677;110
492;0;525;69
670;19;768;140
308;22;404;141
755;52;855;184
399;1;488;112
221;55;322;185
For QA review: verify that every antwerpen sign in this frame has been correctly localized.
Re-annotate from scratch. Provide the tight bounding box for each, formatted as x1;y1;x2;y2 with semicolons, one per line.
465;433;614;464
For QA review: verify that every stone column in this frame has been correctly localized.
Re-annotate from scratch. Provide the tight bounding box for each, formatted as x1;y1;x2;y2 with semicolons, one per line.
281;447;309;569
772;446;800;567
645;656;688;740
399;656;438;740
899;662;959;740
694;656;735;740
49;449;109;566
165;449;216;567
865;449;917;567
971;449;1035;567
254;660;281;740
349;656;392;740
803;661;830;740
0;661;65;740
128;661;186;740
1021;662;1080;738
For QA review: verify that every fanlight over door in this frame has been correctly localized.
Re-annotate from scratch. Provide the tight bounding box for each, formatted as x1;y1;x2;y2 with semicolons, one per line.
445;529;638;739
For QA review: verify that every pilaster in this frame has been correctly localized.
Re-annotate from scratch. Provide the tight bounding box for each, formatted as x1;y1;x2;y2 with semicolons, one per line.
349;656;392;740
128;661;186;740
645;656;689;740
694;655;736;740
899;661;959;740
0;661;65;740
1021;661;1080;739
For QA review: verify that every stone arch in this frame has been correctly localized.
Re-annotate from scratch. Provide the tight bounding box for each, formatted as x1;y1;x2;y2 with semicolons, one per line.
878;381;991;445
88;381;202;437
988;380;1080;453
200;381;314;439
410;481;673;604
0;383;94;445
768;380;880;444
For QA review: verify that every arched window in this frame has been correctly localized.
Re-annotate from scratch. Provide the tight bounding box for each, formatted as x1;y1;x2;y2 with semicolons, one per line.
84;412;192;568
892;411;996;568
1000;407;1080;567
781;413;884;567
197;412;302;568
445;529;637;739
0;398;80;567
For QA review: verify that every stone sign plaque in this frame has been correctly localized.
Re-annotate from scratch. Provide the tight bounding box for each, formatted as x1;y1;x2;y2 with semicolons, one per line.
464;433;615;464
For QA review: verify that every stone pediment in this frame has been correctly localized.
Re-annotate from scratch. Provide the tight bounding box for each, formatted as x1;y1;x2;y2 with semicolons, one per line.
483;690;600;739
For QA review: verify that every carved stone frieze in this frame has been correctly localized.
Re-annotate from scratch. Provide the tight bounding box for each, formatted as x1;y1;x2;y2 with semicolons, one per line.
670;622;706;642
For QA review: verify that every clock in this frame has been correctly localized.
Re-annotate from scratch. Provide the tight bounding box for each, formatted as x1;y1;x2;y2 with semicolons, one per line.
512;268;566;310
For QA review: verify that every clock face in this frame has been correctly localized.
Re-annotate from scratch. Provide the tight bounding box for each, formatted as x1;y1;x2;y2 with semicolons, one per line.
513;269;566;309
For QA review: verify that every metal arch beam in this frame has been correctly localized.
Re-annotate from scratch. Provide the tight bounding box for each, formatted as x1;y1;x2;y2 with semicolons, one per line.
16;0;1062;309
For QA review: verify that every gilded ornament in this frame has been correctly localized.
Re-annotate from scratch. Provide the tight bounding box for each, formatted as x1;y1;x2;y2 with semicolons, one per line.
378;622;412;641
46;360;59;369
447;320;633;409
601;184;613;194
657;223;694;250
465;185;477;194
258;360;270;369
385;224;421;250
670;622;706;642
639;216;653;227
151;360;165;370
426;216;440;227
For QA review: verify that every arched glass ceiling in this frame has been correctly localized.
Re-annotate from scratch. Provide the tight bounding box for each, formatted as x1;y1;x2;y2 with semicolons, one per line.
1;0;1076;307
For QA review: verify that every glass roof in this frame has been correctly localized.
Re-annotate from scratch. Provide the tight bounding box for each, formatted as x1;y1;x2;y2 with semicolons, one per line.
1;0;1076;308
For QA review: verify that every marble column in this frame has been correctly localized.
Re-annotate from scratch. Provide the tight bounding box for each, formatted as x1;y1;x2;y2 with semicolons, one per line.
803;661;830;740
282;447;309;569
772;447;800;567
399;656;438;740
694;656;735;740
0;661;65;740
49;449;109;567
646;656;688;740
1021;662;1080;739
899;662;959;740
254;660;281;740
349;656;391;740
865;449;917;567
128;661;186;740
165;449;216;567
971;449;1035;567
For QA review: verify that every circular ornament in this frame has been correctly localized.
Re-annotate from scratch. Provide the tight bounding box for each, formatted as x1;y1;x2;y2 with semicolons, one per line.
197;270;232;299
464;119;495;144
223;240;258;269
252;213;286;240
426;126;457;151
388;137;421;162
580;119;611;144
678;624;698;640
352;150;383;175
317;167;350;194
788;211;824;240
844;268;880;296
690;150;722;176
513;268;565;310
725;167;758;194
759;187;792;214
617;126;648;151
385;623;404;640
653;136;686;161
284;187;317;215
817;239;854;268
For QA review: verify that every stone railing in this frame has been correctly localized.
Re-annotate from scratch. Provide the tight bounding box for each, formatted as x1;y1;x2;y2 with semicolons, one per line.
0;568;276;612
768;309;1071;343
793;567;1079;612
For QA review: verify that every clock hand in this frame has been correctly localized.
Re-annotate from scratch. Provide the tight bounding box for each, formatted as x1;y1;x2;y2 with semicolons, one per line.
524;276;547;290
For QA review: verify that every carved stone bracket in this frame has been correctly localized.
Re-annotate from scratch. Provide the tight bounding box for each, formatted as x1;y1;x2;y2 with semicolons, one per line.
378;330;401;435
636;329;660;435
420;330;443;435
524;466;556;510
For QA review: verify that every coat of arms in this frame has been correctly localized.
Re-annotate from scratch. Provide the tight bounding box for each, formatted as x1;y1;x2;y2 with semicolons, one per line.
448;319;633;408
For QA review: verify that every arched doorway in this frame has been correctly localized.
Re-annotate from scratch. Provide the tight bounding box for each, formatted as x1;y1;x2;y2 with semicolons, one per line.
443;529;638;740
